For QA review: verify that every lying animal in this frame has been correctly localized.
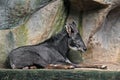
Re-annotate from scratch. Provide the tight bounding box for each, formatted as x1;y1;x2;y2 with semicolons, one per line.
7;21;107;69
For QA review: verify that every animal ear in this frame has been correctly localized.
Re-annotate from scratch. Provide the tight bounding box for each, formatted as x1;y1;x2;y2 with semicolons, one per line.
72;21;76;27
65;24;72;36
71;21;78;33
72;21;76;25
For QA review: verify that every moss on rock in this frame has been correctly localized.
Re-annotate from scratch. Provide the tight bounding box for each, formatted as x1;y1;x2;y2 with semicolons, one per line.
13;24;28;47
0;69;120;80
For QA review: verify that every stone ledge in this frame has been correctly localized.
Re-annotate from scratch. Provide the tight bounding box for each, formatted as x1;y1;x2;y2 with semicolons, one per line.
0;69;120;80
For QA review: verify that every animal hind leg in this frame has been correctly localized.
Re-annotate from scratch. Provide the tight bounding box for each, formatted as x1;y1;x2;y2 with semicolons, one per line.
22;65;37;69
23;66;29;69
11;64;29;69
29;65;37;69
45;64;75;69
11;64;16;69
75;64;107;69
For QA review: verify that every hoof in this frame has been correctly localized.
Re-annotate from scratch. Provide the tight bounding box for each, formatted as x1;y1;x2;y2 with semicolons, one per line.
100;65;107;69
22;66;29;69
66;65;75;69
30;66;37;69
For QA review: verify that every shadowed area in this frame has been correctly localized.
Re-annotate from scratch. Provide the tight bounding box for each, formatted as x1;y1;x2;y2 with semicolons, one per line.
69;0;108;11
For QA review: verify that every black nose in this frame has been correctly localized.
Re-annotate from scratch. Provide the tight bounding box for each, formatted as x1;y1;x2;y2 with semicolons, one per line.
83;47;87;51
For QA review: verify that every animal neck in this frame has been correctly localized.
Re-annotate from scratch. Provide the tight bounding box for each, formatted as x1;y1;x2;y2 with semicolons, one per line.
56;30;70;56
47;28;70;57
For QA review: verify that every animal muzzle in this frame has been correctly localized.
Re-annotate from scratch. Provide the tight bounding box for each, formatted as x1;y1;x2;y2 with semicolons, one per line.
76;44;87;52
77;47;87;52
69;45;87;52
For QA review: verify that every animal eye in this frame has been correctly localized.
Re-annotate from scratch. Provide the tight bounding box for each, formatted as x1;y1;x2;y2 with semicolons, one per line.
76;33;80;36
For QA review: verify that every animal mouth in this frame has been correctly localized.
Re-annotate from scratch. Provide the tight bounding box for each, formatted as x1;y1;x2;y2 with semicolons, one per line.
77;47;86;52
69;45;86;52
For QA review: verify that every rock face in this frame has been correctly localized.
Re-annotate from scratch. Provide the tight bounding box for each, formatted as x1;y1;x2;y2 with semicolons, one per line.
0;0;54;29
0;0;66;68
82;0;120;65
67;0;120;68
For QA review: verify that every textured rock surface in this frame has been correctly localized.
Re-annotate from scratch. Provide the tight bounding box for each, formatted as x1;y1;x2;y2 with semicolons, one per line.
0;0;54;29
82;0;120;66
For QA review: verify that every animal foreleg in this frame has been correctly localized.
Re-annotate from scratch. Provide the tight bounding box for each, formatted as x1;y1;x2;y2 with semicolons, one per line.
75;64;107;69
45;64;75;69
22;66;37;69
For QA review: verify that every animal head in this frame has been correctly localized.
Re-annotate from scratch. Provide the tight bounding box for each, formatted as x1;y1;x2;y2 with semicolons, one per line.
65;21;87;52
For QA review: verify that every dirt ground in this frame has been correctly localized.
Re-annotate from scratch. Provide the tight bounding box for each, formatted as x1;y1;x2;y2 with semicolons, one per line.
75;62;120;71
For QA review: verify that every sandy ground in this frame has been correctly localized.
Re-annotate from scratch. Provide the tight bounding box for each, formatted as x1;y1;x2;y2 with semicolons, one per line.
75;62;120;71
